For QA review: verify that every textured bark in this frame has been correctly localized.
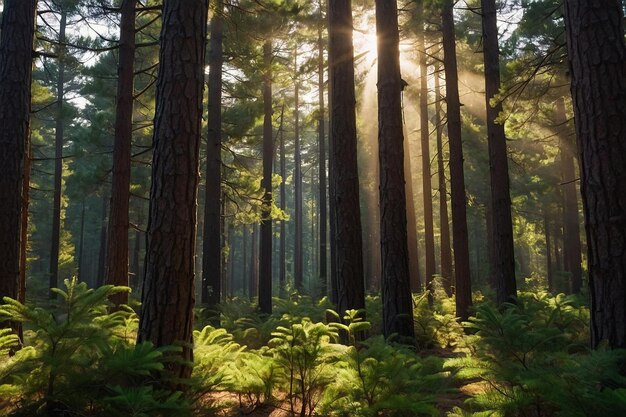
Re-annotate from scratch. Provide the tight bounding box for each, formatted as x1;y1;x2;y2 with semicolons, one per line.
202;0;224;314
258;40;273;315
279;106;287;297
434;64;453;296
417;7;436;300
137;0;208;382
404;133;421;293
0;0;36;317
242;224;248;296
481;0;516;305
250;224;258;300
49;10;67;297
544;212;554;293
294;53;303;291
376;0;415;339
20;139;32;307
563;0;626;348
97;198;108;288
442;0;472;320
317;8;328;297
327;0;365;317
106;0;137;306
556;96;583;294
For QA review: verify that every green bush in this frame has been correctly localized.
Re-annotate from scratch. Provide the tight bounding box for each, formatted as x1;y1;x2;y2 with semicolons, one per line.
0;279;190;417
446;292;626;417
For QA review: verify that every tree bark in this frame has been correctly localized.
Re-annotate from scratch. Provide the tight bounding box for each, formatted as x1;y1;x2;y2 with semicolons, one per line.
97;197;108;288
556;96;583;294
327;0;365;317
279;105;287;297
417;7;436;301
258;40;273;315
481;0;516;305
0;0;36;333
544;212;554;293
202;0;224;316
294;50;303;292
137;0;208;382
376;0;415;339
106;0;137;306
404;132;421;293
442;0;472;320
318;8;328;298
49;10;67;297
563;0;626;349
434;62;453;296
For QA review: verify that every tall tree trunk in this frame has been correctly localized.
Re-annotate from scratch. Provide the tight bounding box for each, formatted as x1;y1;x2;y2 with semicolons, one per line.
202;0;224;316
0;0;36;336
258;40;273;315
317;6;328;297
250;224;258;300
243;224;248;296
434;63;453;296
327;0;365;317
97;197;108;288
376;0;415;339
481;0;516;305
106;0;137;306
131;216;142;291
294;50;303;292
563;0;626;349
442;0;472;320
544;212;554;293
417;6;436;300
50;10;67;297
556;96;583;294
20;138;32;307
137;0;208;382
404;132;421;293
279;105;287;297
78;199;86;281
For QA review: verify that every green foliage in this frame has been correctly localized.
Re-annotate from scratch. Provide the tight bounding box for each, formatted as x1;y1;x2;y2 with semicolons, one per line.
269;318;345;416
321;336;445;417
412;281;465;350
0;279;190;416
446;292;626;417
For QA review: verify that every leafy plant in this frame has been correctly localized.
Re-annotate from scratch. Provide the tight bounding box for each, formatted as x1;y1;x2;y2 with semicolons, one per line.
321;335;445;417
269;318;345;417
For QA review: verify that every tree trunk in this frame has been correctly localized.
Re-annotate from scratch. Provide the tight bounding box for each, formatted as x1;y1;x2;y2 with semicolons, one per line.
434;62;453;296
563;0;626;349
78;199;86;281
258;40;273;315
279;105;287;297
544;212;554;293
97;197;108;288
0;0;36;335
317;6;328;297
556;96;583;294
202;0;224;316
404;132;421;293
417;7;436;301
294;50;303;292
481;0;516;305
243;224;248;296
20;138;32;307
137;0;208;382
328;0;366;318
376;0;415;339
250;224;258;300
131;216;142;291
50;10;67;297
106;0;137;306
441;0;472;320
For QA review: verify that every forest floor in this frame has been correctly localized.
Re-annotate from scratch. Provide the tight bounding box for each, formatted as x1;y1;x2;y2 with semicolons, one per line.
210;347;476;416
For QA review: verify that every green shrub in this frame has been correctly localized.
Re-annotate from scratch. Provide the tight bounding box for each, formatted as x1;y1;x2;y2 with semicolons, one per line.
446;292;626;417
0;279;190;417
